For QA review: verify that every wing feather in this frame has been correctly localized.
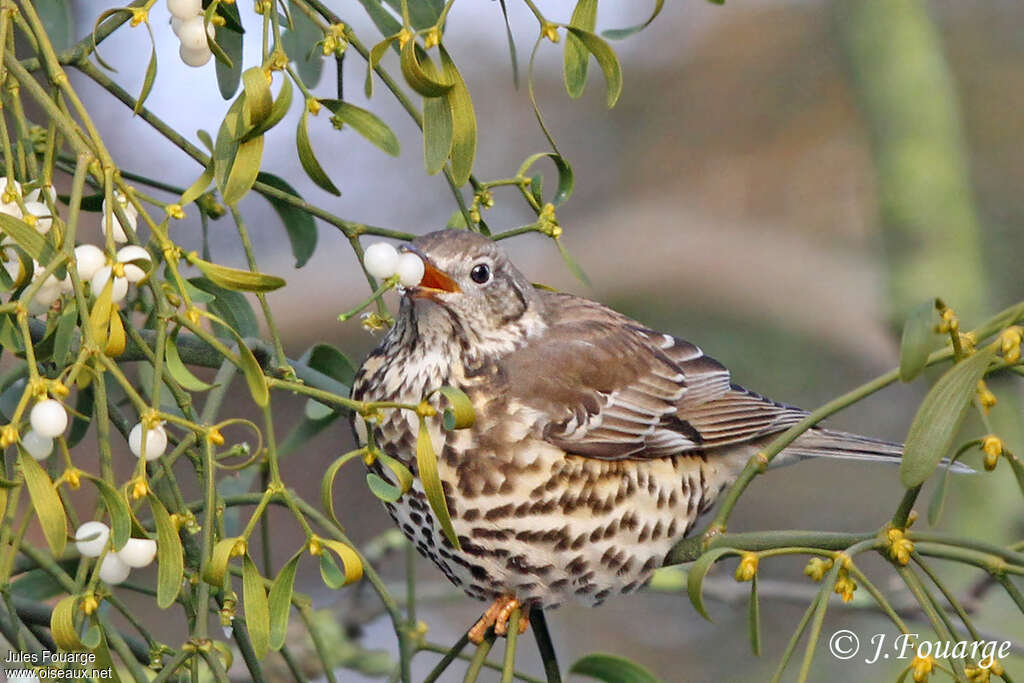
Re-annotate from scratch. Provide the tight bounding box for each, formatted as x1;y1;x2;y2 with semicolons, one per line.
502;293;809;460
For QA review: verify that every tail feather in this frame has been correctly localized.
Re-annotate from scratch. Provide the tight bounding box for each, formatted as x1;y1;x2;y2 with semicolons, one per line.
777;428;974;474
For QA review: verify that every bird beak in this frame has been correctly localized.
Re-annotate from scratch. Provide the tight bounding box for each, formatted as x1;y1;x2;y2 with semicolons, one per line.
402;247;461;298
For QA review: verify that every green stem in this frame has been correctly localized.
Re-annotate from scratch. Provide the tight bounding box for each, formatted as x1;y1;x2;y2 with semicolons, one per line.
463;631;496;683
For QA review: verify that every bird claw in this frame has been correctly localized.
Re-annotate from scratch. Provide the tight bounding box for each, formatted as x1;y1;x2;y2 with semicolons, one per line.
468;596;529;643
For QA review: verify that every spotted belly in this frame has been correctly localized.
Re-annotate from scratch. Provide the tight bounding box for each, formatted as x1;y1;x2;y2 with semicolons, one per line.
374;429;732;609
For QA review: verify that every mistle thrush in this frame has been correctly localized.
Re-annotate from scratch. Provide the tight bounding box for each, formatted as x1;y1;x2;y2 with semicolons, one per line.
351;230;911;641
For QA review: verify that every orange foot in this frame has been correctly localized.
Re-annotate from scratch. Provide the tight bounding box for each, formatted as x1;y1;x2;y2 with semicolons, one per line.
468;596;530;644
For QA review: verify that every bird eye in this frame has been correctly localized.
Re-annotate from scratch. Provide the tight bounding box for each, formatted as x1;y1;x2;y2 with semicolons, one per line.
470;263;491;285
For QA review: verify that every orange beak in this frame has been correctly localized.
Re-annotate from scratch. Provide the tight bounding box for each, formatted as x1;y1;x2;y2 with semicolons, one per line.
411;260;461;298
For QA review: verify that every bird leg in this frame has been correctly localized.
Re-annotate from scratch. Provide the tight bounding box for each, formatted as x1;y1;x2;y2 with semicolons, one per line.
468;596;530;643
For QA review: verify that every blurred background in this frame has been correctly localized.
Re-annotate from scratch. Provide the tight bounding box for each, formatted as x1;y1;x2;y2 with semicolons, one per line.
31;0;1024;680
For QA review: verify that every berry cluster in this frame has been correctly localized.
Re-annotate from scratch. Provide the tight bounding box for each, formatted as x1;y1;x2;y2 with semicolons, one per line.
74;521;158;585
167;0;215;67
362;242;426;287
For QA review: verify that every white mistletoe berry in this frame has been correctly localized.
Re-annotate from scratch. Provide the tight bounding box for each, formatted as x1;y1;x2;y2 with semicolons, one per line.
116;245;152;283
167;0;202;20
75;244;107;282
75;521;110;557
129;422;168;461
25;184;56;205
99;553;131;585
177;16;214;51
117;538;158;568
21;429;53;460
30;399;67;438
179;43;213;67
23;201;53;234
91;265;129;304
363;242;399;280
397;252;425;287
101;192;137;243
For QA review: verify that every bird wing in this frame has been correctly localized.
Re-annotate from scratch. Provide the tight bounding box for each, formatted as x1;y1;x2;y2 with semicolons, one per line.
504;294;808;460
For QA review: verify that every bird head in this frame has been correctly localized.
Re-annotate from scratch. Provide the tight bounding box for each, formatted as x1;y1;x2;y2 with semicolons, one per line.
401;230;540;339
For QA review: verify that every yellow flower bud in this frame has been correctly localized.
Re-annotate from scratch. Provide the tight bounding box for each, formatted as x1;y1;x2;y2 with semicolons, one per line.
64;468;81;490
398;27;413;49
976;380;997;413
1001;326;1022;363
0;424;18;448
166;204;185;220
541;22;559;43
886;527;914;565
207;427;225;446
230;538;247;557
833;569;857;603
734;553;758;582
423;27;441;49
81;593;100;615
308;536;323;556
185;307;201;326
130;8;147;27
803;557;833;582
131;477;150;500
307;98;322;115
912;654;933;682
51;380;70;398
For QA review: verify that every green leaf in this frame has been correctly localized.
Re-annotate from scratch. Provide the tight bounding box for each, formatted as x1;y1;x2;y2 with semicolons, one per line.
255;172;317;268
318;539;363;588
899;299;941;382
36;0;74;52
439;47;476;186
498;0;519;88
205;4;234;72
150;494;184;608
240;77;293;142
318;99;400;156
300;343;355;387
283;0;323;87
422;52;453;175
570;653;661;683
86;475;131;551
748;574;762;656
365;35;399;98
434;385;475;430
268;549;302;650
517;152;574;205
204;537;242;587
187;253;285;292
11;568;65;601
565;27;623;108
134;32;158;115
53;302;78;367
166;331;215;392
242;555;271;658
383;0;443;30
355;0;402;40
320;449;364;528
564;0;598;99
686;547;738;621
366;472;403;502
0;213;51;262
603;0;665;40
296;108;341;196
241;67;273;129
900;345;998;488
50;595;84;651
190;277;259;339
214;94;265;205
400;41;452;97
180;165;215;209
416;416;460;550
19;451;67;557
238;339;269;407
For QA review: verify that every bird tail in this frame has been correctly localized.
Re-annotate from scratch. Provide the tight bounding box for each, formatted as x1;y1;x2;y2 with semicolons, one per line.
775;427;974;474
